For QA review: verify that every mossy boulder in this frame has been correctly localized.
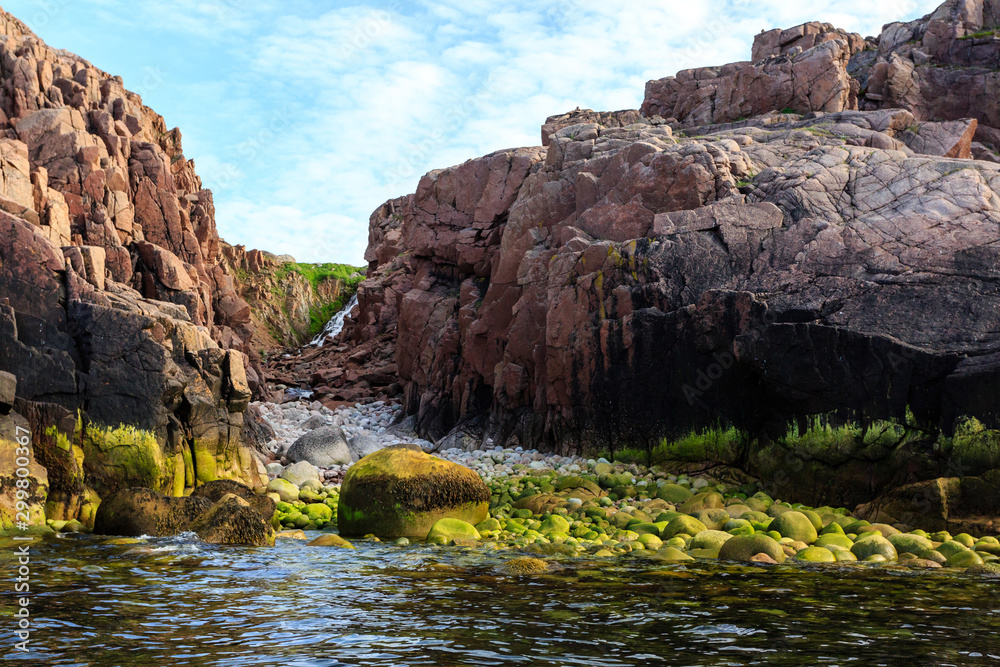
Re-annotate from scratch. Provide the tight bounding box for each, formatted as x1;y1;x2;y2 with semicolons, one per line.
499;557;549;574
427;518;481;542
689;530;733;551
637;533;663;550
189;494;275;547
308;533;355;548
815;534;855;550
936;540;971;559
719;534;786;563
887;533;934;556
652;546;694;562
768;511;818;543
850;535;897;561
656;484;693;503
662;515;708;539
947;549;984;568
794;547;836;563
338;446;490;538
539;515;571;536
192;480;275;524
266;478;300;503
94;487;212;536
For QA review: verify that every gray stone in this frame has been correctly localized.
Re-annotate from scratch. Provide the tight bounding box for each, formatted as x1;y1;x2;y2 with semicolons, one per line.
286;426;352;467
301;414;326;430
348;433;385;461
281;461;321;486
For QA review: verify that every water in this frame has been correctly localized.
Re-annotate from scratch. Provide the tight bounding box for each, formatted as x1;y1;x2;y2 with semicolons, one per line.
310;295;358;347
3;534;1000;666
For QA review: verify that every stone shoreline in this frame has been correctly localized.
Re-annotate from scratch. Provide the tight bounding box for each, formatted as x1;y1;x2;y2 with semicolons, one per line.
257;399;1000;574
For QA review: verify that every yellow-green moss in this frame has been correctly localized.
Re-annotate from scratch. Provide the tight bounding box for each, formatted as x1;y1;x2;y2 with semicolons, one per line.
81;422;171;492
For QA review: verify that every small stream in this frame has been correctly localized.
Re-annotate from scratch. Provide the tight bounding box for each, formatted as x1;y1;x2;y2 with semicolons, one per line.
3;533;1000;665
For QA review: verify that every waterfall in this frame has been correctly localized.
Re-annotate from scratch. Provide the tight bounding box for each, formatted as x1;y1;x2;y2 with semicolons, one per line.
310;294;358;347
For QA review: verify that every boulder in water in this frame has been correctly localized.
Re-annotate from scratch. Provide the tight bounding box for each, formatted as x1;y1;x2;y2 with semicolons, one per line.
94;488;213;537
192;479;277;525
338;445;490;538
190;493;275;547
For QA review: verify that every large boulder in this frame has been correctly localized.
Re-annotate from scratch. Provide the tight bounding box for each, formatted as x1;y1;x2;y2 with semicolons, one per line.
337;445;490;538
94;488;213;537
286;426;351;467
94;487;274;546
191;479;276;524
189;494;274;547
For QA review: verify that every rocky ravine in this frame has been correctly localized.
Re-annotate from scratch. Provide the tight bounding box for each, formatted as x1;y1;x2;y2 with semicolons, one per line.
0;7;276;529
281;0;1000;513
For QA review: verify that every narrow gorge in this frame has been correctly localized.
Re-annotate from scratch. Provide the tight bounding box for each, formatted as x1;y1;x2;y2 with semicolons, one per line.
3;1;1000;664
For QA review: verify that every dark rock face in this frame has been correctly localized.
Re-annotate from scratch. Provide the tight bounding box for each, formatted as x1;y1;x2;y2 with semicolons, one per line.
296;0;1000;520
0;9;267;523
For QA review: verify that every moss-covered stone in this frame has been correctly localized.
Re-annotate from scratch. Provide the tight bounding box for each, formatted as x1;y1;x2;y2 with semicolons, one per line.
662;515;708;539
338;446;490;538
794;546;836;563
689;530;733;551
815;534;855;550
888;532;934;555
651;546;694;562
656;483;693;503
308;533;355;548
499;557;549;574
768;511;818;543
947;549;984;568
851;535;897;561
719;534;786;563
427;518;481;542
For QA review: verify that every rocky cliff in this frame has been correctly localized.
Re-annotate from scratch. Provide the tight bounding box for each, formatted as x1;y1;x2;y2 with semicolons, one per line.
323;0;1000;507
221;243;363;352
0;6;267;529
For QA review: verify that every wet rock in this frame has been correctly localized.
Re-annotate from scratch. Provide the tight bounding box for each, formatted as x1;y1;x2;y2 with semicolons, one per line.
191;479;275;524
189;493;274;547
94;488;213;537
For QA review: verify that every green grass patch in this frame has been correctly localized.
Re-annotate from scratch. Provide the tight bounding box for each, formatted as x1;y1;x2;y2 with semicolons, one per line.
274;262;366;292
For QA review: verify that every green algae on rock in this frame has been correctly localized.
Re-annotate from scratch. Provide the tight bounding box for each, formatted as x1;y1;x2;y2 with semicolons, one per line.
338;445;490;538
498;556;550;574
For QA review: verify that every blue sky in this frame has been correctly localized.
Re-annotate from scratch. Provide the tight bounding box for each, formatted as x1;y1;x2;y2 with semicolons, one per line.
5;0;941;264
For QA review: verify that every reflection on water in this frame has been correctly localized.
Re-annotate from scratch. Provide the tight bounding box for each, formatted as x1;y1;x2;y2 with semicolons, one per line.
2;532;1000;666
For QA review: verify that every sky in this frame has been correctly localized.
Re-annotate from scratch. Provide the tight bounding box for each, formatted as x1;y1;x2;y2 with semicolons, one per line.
4;0;942;265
